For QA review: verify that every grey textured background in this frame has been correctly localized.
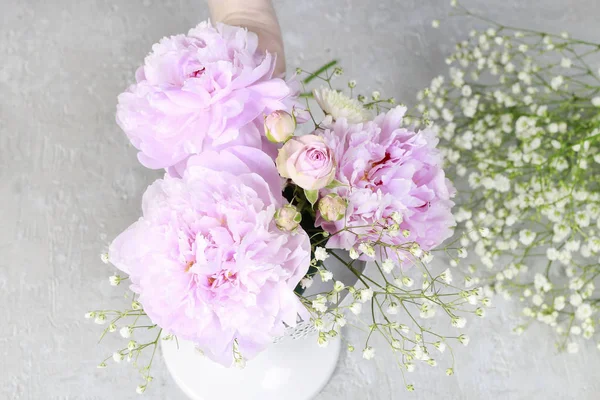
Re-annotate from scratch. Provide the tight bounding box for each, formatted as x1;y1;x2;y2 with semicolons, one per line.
2;0;600;399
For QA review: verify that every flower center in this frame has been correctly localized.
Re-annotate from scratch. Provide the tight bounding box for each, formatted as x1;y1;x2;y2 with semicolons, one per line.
207;270;237;289
190;67;205;78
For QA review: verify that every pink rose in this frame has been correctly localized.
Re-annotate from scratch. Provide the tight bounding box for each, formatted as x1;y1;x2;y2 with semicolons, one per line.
275;135;336;191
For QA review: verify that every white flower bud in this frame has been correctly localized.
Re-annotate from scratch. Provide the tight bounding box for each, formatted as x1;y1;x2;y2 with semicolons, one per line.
318;193;346;222
362;346;375;360
275;205;302;232
113;352;124;363
109;275;122;286
264;110;296;143
120;326;133;338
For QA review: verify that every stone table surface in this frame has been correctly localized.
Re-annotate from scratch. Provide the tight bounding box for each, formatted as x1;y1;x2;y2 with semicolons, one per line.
1;0;599;399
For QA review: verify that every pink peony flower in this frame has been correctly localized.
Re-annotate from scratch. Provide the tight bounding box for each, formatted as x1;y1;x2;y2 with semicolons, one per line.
275;135;336;191
116;21;299;176
316;106;455;262
108;146;311;366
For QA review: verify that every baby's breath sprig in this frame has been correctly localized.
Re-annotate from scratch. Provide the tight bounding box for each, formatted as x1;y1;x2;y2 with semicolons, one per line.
419;1;600;354
86;261;169;394
297;217;482;392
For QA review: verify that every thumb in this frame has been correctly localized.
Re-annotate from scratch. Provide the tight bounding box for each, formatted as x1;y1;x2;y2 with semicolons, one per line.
207;0;286;76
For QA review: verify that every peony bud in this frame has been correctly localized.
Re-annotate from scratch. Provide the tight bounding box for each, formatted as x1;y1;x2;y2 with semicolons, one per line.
274;204;302;232
264;110;296;143
318;193;346;222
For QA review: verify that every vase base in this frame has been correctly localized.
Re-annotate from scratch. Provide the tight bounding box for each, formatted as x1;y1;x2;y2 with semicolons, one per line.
161;334;341;400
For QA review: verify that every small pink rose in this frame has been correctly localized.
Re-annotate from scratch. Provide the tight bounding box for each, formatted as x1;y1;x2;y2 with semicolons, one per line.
276;135;336;190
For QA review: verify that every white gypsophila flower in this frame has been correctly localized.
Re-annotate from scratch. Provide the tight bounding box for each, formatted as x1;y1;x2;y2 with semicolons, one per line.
519;229;536;246
349;302;362;315
462;85;472;97
532;294;543;306
362;347;376;360
313;87;370;123
349;248;360;260
458;334;470;346
319;269;333;282
100;253;109;264
560;57;572;68
317;333;329;348
570;293;583;307
592;97;600;107
109;275;121;286
382;259;395;274
120;326;133;338
335;314;347;327
312;295;328;313
554;296;566;311
452;317;467;328
420;301;436;319
113;352;124;363
300;277;313;289
402;276;414;287
432;20;440;28
434;341;446;353
550;75;564;90
439;268;453;284
314;247;329;262
359;288;374;303
576;304;593;320
136;385;146;394
387;302;399;315
358;242;376;258
94;314;107;325
333;281;345;292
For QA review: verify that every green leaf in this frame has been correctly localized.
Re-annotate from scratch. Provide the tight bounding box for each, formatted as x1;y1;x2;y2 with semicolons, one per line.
305;189;319;207
303;60;338;84
325;180;345;190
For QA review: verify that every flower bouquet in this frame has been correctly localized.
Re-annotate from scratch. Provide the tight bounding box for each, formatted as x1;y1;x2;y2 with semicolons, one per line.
88;21;483;396
418;2;600;354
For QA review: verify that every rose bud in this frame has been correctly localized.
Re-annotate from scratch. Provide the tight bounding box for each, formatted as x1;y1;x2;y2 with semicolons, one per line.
318;193;346;222
274;204;302;231
275;135;336;191
264;110;296;143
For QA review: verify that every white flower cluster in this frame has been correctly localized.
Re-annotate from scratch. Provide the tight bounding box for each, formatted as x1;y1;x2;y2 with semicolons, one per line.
86;271;167;394
298;217;483;392
417;18;600;353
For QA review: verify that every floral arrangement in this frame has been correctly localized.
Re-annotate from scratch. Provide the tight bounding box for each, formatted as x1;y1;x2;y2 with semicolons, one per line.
417;2;600;354
87;21;483;394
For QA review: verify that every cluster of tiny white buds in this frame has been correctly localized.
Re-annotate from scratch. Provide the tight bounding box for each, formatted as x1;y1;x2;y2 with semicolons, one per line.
362;346;376;360
109;274;122;286
100;252;109;264
314;247;329;262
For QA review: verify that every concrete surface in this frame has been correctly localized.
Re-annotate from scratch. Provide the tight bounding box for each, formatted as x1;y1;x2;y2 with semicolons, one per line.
1;0;599;399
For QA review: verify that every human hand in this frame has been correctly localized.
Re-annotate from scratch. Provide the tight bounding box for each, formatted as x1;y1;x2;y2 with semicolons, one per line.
207;0;286;76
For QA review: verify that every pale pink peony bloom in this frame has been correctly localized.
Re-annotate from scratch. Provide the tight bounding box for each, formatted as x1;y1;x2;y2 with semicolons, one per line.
275;135;336;191
316;106;455;262
108;146;311;366
116;21;300;176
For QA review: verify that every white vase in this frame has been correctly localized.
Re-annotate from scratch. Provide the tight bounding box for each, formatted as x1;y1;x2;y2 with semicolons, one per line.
161;251;364;400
